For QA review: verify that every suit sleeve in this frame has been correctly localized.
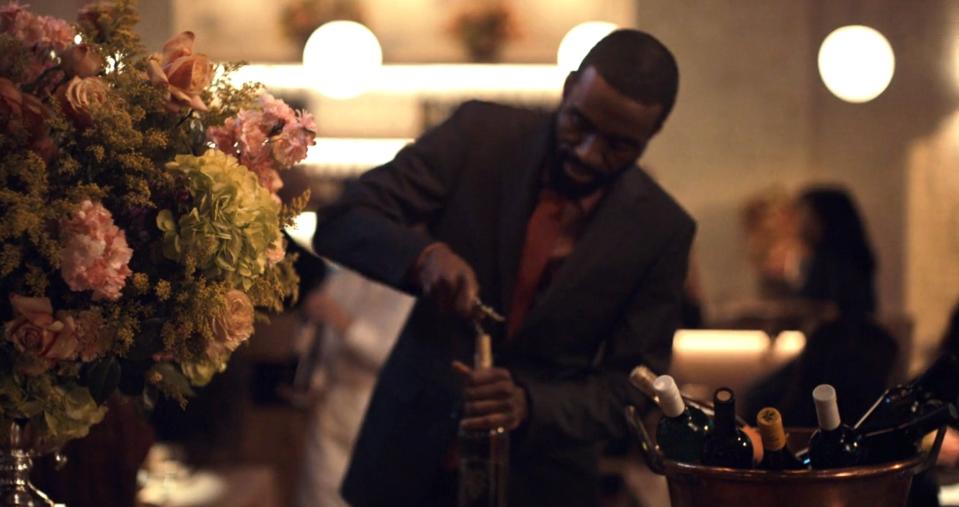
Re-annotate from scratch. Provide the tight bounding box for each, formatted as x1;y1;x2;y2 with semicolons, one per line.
311;104;475;289
516;219;695;446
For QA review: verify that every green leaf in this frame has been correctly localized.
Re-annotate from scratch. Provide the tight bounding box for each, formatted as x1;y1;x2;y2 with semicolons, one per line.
83;357;121;405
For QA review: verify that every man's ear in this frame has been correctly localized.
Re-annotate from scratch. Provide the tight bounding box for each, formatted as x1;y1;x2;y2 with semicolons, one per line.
562;71;579;100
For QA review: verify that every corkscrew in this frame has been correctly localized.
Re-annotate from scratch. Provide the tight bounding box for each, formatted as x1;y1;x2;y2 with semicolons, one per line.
472;298;505;325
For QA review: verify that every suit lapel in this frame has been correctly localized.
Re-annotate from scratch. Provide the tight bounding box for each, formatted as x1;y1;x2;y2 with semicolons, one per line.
496;117;552;320
514;166;652;339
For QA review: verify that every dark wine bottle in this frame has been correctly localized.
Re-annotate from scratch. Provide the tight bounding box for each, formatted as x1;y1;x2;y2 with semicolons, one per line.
701;387;753;469
755;407;804;470
855;352;959;433
653;374;712;464
808;384;863;469
457;333;508;507
860;401;959;464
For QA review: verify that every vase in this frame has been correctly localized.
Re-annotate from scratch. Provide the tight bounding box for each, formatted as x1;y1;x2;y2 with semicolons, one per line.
0;422;59;507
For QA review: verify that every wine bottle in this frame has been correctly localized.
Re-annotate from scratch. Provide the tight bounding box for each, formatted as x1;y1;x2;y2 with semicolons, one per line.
859;401;959;464
629;365;748;426
701;387;753;469
808;384;863;469
755;407;804;470
855;351;959;433
457;333;508;507
652;375;712;464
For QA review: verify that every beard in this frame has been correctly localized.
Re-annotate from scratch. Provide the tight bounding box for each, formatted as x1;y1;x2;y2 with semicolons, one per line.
547;149;623;199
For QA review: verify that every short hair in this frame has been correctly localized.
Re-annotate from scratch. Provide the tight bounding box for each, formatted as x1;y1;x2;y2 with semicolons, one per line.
578;29;679;130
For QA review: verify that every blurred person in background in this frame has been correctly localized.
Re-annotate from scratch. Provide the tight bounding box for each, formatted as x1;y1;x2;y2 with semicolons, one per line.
716;188;825;334
294;266;415;507
743;185;898;428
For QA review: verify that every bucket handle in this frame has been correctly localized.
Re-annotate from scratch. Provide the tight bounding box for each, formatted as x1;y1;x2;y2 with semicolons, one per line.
625;405;666;475
913;424;947;476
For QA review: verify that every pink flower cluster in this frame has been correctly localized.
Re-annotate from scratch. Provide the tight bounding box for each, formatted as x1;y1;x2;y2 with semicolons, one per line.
0;2;75;52
59;200;133;301
0;2;76;84
207;93;317;195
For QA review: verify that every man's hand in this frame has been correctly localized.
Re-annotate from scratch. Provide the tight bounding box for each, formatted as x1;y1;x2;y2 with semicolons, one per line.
413;243;479;318
453;361;528;431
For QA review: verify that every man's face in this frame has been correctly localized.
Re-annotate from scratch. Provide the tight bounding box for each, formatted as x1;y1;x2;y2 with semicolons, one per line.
553;66;664;197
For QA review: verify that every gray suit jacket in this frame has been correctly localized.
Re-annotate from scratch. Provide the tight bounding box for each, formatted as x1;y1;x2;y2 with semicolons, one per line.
312;100;695;506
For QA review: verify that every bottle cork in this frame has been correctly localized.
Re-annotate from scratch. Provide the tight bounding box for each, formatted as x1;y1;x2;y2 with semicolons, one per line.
474;333;493;369
756;407;787;451
629;365;660;402
652;375;686;418
813;384;841;431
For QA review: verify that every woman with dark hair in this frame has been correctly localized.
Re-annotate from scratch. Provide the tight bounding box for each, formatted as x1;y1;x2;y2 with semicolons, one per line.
795;187;877;315
744;186;898;429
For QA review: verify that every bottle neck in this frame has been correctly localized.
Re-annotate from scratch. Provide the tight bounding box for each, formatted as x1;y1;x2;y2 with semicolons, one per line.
714;400;736;435
916;352;959;401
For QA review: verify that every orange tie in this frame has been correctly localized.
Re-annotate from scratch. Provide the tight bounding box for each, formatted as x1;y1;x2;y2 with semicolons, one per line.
507;189;566;338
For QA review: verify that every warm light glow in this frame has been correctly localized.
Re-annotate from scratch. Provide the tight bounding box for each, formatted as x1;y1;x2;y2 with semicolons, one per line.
300;137;411;177
818;25;895;103
673;329;771;354
285;211;318;253
232;64;564;97
772;330;807;356
302;21;382;100
557;21;618;72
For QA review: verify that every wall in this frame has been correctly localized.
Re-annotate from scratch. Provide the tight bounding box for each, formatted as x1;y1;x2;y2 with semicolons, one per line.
171;0;636;63
632;1;955;366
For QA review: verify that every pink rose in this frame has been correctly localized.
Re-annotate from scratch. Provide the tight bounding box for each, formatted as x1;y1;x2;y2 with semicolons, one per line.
46;311;80;360
61;43;104;77
0;77;23;119
60;200;133;301
19;90;50;138
147;31;213;112
0;77;54;159
208;290;254;360
10;294;54;328
4;295;80;373
56;76;109;127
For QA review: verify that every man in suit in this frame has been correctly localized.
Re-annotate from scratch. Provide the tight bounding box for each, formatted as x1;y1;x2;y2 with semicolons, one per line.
312;29;695;506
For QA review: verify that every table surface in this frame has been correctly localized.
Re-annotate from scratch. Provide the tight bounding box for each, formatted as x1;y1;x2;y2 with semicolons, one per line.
138;465;279;507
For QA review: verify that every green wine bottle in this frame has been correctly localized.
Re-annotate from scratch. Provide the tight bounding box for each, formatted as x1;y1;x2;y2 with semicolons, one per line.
808;384;863;469
653;375;712;464
701;387;753;469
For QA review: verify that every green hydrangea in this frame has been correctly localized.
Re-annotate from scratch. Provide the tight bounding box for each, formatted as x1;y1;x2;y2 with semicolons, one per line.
158;150;281;290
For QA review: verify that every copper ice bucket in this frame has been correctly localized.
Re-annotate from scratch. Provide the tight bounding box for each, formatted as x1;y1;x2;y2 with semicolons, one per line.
626;406;945;507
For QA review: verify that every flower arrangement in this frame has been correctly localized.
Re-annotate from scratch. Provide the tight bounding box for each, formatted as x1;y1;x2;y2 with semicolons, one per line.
279;0;364;51
0;0;315;449
447;0;520;62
